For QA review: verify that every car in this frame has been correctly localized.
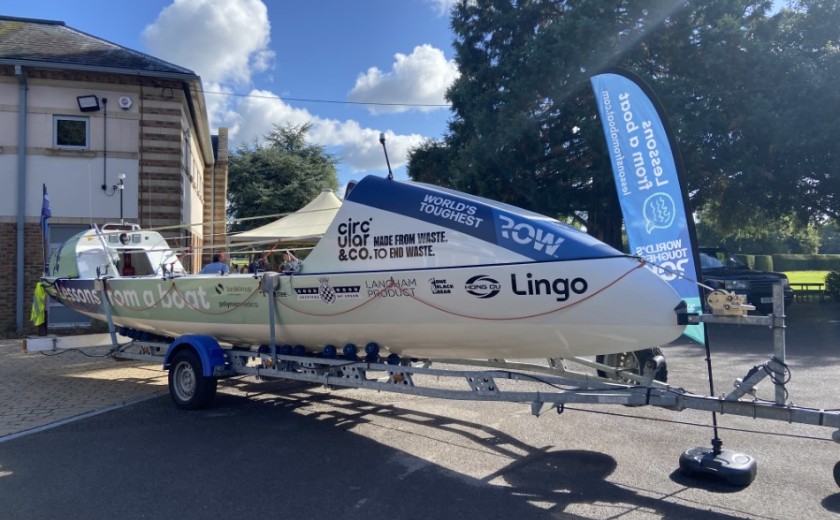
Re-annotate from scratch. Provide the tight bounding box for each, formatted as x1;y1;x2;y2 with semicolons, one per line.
698;247;794;314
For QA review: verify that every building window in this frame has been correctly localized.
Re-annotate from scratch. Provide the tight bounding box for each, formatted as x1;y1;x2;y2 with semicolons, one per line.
54;116;89;148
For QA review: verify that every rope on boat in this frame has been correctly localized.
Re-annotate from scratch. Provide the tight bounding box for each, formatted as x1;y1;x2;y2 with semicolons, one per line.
274;261;646;321
634;255;713;292
99;257;652;320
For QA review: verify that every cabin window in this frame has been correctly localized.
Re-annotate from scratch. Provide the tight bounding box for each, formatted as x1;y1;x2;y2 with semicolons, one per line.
118;250;154;276
76;248;110;278
54;116;89;149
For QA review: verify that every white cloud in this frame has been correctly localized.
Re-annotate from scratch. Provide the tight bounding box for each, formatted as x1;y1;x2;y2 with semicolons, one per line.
202;82;239;132
225;89;312;147
142;0;274;85
142;1;429;176
226;90;423;172
426;0;459;16
348;44;459;115
310;120;424;172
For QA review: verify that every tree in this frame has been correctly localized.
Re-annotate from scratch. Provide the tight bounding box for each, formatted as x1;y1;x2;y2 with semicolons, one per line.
696;207;820;254
665;1;840;228
439;0;629;245
408;0;840;250
818;223;840;254
227;124;338;233
406;138;456;185
772;1;840;222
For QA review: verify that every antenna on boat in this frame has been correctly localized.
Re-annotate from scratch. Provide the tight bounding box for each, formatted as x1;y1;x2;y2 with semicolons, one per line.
379;132;393;180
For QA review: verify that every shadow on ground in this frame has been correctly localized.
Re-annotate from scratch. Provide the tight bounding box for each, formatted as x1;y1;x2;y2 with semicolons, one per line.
0;381;761;520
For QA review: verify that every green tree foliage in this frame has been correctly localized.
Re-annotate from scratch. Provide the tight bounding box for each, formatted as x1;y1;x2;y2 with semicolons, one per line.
672;1;840;231
409;0;840;250
817;223;840;254
227;124;338;233
428;0;632;245
696;208;820;254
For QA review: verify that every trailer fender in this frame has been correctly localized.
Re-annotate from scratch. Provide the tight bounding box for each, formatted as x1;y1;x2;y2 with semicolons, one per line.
163;335;226;377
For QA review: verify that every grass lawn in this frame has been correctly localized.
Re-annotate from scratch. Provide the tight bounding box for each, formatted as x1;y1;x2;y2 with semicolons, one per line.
785;271;829;285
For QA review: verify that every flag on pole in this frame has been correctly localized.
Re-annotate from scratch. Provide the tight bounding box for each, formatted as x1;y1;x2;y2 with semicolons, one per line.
590;69;705;344
40;183;52;226
41;184;52;275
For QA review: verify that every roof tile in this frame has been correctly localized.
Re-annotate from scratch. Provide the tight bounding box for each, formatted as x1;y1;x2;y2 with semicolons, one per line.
0;15;196;76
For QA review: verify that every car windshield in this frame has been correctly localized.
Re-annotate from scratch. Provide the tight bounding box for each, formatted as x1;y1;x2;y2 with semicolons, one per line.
699;250;749;269
699;252;725;269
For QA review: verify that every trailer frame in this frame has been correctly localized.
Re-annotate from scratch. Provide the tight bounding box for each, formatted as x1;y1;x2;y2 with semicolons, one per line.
99;281;840;486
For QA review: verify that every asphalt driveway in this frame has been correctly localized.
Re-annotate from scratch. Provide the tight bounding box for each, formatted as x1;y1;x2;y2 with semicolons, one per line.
1;301;839;519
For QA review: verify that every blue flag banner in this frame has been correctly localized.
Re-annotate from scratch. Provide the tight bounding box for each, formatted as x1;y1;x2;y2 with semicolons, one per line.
590;70;705;344
40;183;51;226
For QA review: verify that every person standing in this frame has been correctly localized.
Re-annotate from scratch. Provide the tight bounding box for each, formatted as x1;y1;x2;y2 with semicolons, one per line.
281;251;300;273
200;252;229;274
248;255;266;273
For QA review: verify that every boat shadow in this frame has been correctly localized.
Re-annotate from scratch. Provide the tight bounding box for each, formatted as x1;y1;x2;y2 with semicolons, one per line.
214;378;760;519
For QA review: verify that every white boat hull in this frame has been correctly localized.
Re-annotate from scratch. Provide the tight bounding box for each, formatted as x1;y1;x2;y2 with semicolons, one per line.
45;175;689;360
50;256;684;359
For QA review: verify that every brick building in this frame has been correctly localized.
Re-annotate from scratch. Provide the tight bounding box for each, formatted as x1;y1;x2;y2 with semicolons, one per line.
0;16;228;332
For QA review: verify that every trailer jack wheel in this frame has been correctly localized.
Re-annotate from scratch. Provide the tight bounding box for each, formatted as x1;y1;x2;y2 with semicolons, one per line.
168;349;217;410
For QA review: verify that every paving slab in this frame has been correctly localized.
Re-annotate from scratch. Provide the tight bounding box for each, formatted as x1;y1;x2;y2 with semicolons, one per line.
0;334;167;440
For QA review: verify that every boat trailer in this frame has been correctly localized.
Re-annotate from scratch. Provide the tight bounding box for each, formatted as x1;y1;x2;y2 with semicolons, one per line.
95;280;840;487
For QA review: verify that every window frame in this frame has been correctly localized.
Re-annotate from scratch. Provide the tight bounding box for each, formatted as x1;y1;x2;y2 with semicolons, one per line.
53;115;90;149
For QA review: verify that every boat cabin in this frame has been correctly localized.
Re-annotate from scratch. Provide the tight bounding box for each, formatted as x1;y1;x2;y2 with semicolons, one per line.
48;223;186;279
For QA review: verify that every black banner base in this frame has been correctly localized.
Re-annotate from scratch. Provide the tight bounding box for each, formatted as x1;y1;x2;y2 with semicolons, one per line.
679;446;757;487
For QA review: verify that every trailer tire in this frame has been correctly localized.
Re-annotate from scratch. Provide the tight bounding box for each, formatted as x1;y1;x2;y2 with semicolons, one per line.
596;347;668;383
168;349;217;409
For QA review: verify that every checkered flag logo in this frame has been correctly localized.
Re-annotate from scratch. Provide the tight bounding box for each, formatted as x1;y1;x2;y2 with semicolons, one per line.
318;277;336;304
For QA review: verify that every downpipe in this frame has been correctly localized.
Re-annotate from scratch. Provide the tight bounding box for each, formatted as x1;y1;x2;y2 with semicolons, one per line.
15;65;28;332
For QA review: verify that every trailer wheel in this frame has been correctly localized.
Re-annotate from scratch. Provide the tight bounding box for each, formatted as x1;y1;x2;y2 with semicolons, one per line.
168;349;217;409
596;347;668;383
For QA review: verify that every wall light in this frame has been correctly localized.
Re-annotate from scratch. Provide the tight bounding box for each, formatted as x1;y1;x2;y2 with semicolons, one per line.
76;95;100;112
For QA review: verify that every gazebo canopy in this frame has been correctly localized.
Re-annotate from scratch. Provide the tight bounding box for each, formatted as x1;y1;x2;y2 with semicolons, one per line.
230;189;341;244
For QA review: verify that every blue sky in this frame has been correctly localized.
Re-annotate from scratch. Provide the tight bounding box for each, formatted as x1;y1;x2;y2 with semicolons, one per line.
4;0;459;186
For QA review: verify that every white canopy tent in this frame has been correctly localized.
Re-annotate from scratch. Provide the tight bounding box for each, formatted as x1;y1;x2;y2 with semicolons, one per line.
230;189;342;244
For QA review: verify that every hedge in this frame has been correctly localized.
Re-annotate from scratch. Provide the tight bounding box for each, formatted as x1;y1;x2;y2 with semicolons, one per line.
771;254;840;271
733;254;755;269
727;254;840;271
753;255;774;271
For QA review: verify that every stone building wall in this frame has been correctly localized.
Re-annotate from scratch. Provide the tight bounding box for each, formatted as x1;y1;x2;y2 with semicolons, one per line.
0;65;219;332
0;223;47;334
